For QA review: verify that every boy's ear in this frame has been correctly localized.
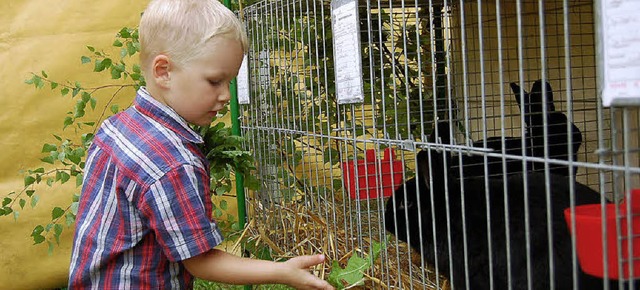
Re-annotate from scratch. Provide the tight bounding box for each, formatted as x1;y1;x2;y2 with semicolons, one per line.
151;54;172;89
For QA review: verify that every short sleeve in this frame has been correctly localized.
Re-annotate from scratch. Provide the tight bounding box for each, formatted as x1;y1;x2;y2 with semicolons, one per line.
139;164;223;262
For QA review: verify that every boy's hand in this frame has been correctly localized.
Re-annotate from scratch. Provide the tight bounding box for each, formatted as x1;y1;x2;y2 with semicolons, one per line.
281;254;335;290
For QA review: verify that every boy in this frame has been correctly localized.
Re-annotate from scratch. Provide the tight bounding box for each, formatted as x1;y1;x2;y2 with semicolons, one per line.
68;0;333;289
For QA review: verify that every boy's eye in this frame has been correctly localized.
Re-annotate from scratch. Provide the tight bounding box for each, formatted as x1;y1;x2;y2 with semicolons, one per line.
209;80;223;86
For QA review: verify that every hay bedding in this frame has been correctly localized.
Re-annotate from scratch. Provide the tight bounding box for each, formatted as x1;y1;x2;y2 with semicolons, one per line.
236;196;451;289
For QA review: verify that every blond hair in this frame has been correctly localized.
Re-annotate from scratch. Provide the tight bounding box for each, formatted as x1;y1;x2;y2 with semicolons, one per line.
139;0;248;72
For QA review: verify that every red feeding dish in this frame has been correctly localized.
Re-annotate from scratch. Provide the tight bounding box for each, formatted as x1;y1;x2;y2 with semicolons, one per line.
564;189;640;280
341;148;404;200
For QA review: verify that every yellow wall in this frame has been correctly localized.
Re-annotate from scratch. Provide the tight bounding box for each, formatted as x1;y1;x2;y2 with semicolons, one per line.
0;1;149;288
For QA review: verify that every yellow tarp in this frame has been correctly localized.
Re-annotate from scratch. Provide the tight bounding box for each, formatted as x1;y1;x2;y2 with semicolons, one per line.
0;1;149;288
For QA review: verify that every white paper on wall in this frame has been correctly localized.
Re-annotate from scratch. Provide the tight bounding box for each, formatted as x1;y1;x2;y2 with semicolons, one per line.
600;0;640;107
237;55;250;104
331;0;364;104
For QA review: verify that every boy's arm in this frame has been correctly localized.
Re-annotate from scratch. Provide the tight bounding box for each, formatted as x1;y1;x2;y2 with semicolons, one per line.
182;249;334;290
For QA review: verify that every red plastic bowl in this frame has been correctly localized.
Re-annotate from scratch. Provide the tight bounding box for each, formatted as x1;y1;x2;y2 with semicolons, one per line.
564;202;640;279
341;148;404;200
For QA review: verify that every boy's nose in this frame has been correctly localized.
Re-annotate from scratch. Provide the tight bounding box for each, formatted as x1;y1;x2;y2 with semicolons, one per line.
219;87;231;103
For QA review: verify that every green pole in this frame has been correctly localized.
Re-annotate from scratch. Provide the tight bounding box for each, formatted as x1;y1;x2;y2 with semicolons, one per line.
229;78;247;230
223;0;246;237
222;1;250;290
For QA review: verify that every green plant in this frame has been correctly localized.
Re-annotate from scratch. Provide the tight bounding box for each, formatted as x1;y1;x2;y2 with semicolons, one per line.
327;240;383;289
1;25;259;253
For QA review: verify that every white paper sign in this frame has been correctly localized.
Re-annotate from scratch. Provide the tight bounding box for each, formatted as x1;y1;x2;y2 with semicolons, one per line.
237;55;250;104
600;0;640;107
331;0;364;104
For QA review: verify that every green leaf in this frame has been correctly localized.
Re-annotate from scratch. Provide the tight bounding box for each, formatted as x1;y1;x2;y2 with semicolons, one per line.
110;104;119;114
214;208;223;218
75;174;83;187
24;75;35;85
81;92;91;102
74;101;86;118
32;224;43;235
52;207;65;220
63;116;73;129
72;87;81;97
110;67;121;79
112;39;123;47
34;76;44;89
81;133;94;146
24;176;36;187
70;201;79;215
54;224;63;244
94;59;106;72
31;195;39;208
61;87;70;96
41;156;55;164
31;225;45;244
215;186;228;196
87;46;95;52
220;200;228;210
126;42;137;56
2;197;11;207
1;206;12;215
81;56;91;64
65;213;75;226
90;97;97;110
369;240;384;265
26;190;35;197
19;199;26;209
327;256;368;288
42;143;57;153
102;58;112;69
119;27;131;38
58;152;66;162
59;171;71;184
50;82;58;89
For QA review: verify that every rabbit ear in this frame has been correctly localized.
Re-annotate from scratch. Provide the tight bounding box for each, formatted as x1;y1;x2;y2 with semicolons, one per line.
530;80;555;112
418;149;449;191
544;81;556;112
429;121;452;144
510;82;527;109
417;149;430;180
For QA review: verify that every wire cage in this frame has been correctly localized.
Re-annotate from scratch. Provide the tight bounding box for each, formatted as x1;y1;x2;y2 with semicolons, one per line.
238;0;640;289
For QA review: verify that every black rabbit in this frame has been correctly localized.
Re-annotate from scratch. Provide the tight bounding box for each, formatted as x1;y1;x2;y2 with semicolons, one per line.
460;135;532;178
445;80;582;179
511;80;583;178
384;146;631;290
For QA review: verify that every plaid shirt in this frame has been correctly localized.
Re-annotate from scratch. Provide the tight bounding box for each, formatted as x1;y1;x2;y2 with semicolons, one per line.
68;88;223;289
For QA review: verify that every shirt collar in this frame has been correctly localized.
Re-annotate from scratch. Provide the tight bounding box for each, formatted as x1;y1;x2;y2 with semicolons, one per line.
133;87;204;144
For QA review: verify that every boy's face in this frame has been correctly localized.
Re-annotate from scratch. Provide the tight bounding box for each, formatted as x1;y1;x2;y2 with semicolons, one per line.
164;38;244;126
